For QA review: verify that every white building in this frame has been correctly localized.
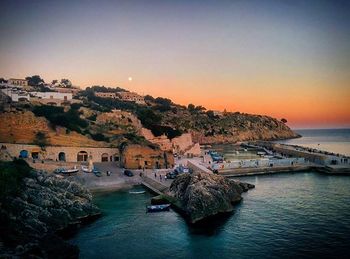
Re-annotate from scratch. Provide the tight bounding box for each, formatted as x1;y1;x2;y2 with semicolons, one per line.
30;91;72;101
1;88;30;102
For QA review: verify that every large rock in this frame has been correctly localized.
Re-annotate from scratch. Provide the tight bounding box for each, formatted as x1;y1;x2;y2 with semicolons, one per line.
0;170;100;258
168;172;254;223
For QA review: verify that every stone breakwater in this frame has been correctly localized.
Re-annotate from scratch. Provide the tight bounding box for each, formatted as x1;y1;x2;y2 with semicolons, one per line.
0;170;100;258
167;172;254;223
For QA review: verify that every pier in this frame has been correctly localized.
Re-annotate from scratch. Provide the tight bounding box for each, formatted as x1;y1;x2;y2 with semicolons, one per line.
141;172;169;195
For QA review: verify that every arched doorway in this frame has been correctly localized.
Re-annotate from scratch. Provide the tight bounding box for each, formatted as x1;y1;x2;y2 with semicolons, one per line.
19;150;28;158
77;151;88;162
58;152;66;161
113;153;119;162
31;152;39;159
101;153;109;162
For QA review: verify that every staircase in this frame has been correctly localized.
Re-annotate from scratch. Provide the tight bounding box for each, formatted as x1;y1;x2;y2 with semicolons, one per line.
141;175;169;195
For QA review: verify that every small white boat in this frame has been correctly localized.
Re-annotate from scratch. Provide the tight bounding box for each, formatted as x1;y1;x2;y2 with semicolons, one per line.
146;204;170;213
54;167;79;175
129;191;146;194
81;165;92;173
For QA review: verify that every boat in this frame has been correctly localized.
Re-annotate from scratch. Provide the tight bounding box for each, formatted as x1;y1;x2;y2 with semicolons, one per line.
54;167;79;175
129;190;146;194
81;165;92;173
146;204;171;213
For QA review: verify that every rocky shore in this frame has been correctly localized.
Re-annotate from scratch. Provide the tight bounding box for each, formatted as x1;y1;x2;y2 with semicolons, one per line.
0;169;100;258
167;172;254;223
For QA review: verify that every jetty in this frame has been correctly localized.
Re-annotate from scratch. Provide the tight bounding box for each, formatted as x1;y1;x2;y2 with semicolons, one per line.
141;173;169;195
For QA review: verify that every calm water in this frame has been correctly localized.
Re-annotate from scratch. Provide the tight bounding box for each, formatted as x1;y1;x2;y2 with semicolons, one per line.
70;173;350;259
276;128;350;156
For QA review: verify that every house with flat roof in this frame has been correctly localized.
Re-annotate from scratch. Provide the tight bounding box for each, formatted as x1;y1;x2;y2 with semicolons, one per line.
118;91;145;104
95;92;119;99
8;78;28;87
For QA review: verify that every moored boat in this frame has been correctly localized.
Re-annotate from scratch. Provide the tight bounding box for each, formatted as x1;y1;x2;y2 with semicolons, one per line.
129;190;146;194
81;165;92;173
146;204;170;213
54;167;79;175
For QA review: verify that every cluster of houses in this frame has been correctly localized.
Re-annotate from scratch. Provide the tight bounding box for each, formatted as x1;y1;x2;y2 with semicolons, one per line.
95;91;145;105
0;78;75;106
0;78;146;106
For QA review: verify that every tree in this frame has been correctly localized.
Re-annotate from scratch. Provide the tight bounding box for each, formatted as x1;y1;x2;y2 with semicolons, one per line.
206;110;216;119
25;75;44;87
0;78;7;83
144;95;155;102
188;103;195;112
34;131;49;149
60;79;72;88
51;79;58;85
281;118;288;123
195;105;206;112
155;97;172;106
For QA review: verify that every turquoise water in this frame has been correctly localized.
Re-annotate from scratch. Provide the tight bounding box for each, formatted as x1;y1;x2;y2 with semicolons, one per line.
277;128;350;156
70;173;350;258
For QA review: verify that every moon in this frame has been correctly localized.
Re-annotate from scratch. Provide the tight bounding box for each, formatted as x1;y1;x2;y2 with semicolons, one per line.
128;77;133;81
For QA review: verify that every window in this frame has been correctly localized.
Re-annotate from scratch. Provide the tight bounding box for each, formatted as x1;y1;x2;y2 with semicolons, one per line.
77;151;88;162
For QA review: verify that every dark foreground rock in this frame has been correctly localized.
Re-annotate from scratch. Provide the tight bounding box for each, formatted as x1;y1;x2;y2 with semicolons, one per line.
0;170;100;258
168;172;254;223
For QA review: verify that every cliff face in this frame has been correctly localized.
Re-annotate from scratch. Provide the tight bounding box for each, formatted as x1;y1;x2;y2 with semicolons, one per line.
191;119;299;144
168;172;254;223
0;169;100;258
162;110;299;144
0;111;107;147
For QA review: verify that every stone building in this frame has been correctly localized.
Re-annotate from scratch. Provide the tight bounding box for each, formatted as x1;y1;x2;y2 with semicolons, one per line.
95;92;119;99
30;92;73;106
0;143;120;164
118;92;145;104
120;144;174;169
8;78;28;87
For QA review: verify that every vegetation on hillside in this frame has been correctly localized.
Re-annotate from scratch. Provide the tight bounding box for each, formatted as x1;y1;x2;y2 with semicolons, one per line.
0;160;31;200
32;105;88;133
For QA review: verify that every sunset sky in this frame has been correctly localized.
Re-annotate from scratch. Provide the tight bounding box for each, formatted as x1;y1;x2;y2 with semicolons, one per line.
1;0;349;129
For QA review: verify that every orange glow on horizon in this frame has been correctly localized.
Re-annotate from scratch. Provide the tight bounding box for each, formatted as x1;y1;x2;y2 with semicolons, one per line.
68;74;350;129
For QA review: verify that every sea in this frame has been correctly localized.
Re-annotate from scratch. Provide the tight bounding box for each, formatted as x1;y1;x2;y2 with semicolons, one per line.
276;128;350;156
69;129;350;259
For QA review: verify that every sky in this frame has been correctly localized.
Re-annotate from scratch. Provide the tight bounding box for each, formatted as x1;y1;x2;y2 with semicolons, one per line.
0;0;349;129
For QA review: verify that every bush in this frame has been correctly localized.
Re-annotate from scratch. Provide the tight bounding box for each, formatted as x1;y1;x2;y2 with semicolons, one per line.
90;133;109;142
33;131;49;148
32;105;88;133
136;108;162;129
87;114;97;121
0;160;32;200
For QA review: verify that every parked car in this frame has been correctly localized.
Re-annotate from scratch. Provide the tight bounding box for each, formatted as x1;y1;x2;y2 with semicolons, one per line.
93;169;102;177
124;170;134;177
166;171;178;179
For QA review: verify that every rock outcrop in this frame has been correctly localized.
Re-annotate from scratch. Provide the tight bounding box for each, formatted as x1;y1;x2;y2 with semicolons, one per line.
0;170;100;258
168;172;254;223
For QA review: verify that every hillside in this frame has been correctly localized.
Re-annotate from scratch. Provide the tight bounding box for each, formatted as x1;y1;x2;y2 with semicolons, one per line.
0;86;299;148
78;86;299;144
0;111;108;147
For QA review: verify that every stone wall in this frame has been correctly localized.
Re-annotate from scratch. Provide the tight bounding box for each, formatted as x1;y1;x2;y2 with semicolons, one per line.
139;129;201;156
121;144;174;169
0;143;120;164
140;128;172;151
97;109;142;130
